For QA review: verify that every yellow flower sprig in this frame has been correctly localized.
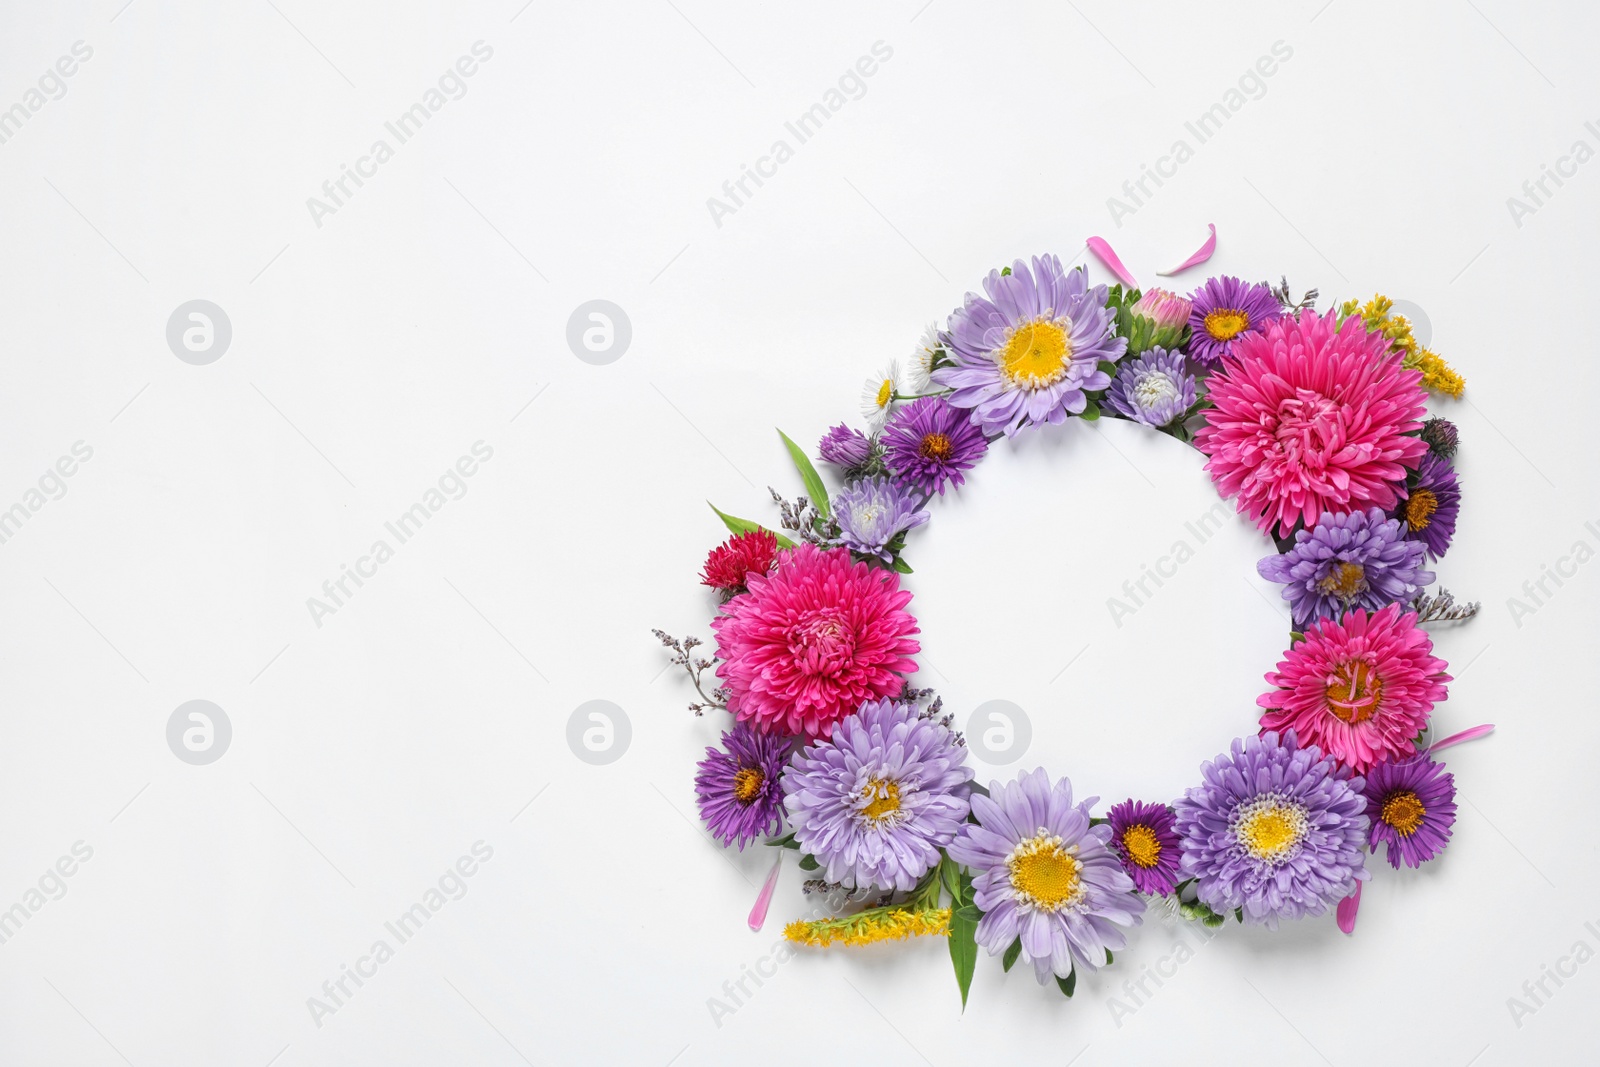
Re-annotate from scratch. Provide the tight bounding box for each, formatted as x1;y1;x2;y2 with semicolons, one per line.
1338;295;1464;397
784;906;951;948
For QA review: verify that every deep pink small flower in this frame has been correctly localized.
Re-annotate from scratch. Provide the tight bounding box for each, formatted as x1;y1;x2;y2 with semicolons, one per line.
1257;604;1451;774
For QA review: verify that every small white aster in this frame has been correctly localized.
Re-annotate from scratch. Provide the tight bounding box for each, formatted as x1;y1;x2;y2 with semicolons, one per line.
904;323;942;394
860;360;900;431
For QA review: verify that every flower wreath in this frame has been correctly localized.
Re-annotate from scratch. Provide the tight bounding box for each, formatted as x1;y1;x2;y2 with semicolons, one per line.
655;247;1491;1006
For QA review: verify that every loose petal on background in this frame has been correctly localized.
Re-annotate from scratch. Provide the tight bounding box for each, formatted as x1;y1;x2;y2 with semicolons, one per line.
1086;236;1139;288
1157;223;1217;276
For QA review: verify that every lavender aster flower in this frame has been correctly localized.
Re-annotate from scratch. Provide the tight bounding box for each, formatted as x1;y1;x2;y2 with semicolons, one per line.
1186;276;1282;367
1106;799;1182;896
1396;453;1460;560
1174;731;1369;928
1363;753;1456;869
694;723;790;849
933;255;1127;437
782;699;972;891
881;396;989;496
829;476;929;562
817;424;873;469
947;769;1143;984
1104;347;1196;428
1257;508;1435;628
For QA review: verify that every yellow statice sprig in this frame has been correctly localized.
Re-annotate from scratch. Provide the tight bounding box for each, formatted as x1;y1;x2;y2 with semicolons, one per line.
784;906;951;947
1337;294;1464;397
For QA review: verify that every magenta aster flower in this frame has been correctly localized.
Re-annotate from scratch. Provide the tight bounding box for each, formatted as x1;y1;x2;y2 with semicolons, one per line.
1174;731;1369;928
694;723;790;848
1363;753;1456;868
1257;603;1451;774
946;769;1144;984
1257;508;1435;628
1185;276;1282;366
1106;800;1181;895
881;396;989;496
933;255;1127;437
712;544;920;739
1195;310;1431;537
782;699;972;891
1396;453;1461;561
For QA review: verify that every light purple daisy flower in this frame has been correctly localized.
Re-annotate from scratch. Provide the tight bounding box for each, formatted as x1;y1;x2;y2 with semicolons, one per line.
1397;453;1460;561
782;699;972;892
817;423;873;469
1106;799;1182;896
946;769;1144;984
1186;276;1282;367
933;255;1127;437
694;723;790;849
881;396;989;496
1104;347;1196;428
1173;731;1369;928
1363;753;1456;869
1257;508;1435;628
828;476;929;562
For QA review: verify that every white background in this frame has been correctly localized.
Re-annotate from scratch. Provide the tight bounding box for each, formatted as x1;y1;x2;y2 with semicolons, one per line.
0;1;1596;1064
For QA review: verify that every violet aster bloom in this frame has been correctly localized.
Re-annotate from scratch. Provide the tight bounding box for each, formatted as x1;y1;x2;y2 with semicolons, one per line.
880;396;989;496
829;476;929;562
1186;276;1282;367
1106;800;1182;896
1419;417;1458;459
1363;753;1456;869
947;769;1143;984
1104;347;1196;428
694;723;790;849
1257;508;1435;628
933;255;1127;437
817;423;873;469
1396;453;1460;560
782;699;973;892
1173;731;1369;928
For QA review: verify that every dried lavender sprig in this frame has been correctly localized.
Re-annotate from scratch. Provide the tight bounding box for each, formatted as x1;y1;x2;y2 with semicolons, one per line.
652;628;730;714
1271;275;1318;313
1410;587;1481;624
768;487;837;545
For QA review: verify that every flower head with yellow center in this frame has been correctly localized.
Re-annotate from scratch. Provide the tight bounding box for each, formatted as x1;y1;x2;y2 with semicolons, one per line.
1006;830;1086;914
1231;794;1311;866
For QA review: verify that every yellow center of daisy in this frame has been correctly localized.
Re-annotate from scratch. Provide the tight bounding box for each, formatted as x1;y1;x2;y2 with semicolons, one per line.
732;767;764;804
1000;319;1071;387
1233;797;1309;864
1203;308;1251;341
1324;659;1384;724
1381;790;1426;836
1405;489;1438;531
874;379;894;409
918;432;954;461
859;778;901;825
1315;561;1367;601
1006;831;1085;912
1121;824;1162;870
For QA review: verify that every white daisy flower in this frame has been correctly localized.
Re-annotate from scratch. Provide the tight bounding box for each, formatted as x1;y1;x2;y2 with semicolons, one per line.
859;360;899;431
904;322;942;394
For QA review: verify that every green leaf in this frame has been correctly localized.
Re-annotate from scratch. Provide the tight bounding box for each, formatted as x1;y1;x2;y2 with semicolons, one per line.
1080;400;1101;422
955;904;981;925
1097;360;1120;379
1234;907;1244;924
777;429;831;519
1002;937;1023;973
708;502;796;548
948;905;979;1010
891;557;914;574
1056;966;1076;998
939;855;963;905
798;853;820;871
1105;949;1114;965
1000;266;1012;276
765;831;799;849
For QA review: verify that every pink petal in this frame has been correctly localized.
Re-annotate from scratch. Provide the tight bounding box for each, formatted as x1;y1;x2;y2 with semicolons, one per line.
1086;236;1138;289
1336;879;1362;935
1428;723;1495;755
747;853;783;931
1157;223;1217;277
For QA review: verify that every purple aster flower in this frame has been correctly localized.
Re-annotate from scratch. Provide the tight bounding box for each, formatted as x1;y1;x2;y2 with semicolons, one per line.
880;396;989;496
1173;731;1369;928
1257;508;1436;628
817;423;873;469
1185;276;1282;367
1104;347;1197;428
1419;417;1458;459
1363;753;1456;869
828;476;929;562
933;255;1127;437
782;699;972;892
1106;799;1182;896
694;723;790;849
947;769;1144;984
1396;453;1460;560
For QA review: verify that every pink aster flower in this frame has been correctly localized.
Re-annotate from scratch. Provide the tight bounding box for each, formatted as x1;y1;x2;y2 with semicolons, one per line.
1195;310;1430;537
1257;603;1451;774
711;544;920;738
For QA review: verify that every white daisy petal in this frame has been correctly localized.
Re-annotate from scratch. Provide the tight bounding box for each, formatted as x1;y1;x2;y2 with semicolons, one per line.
859;359;900;431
